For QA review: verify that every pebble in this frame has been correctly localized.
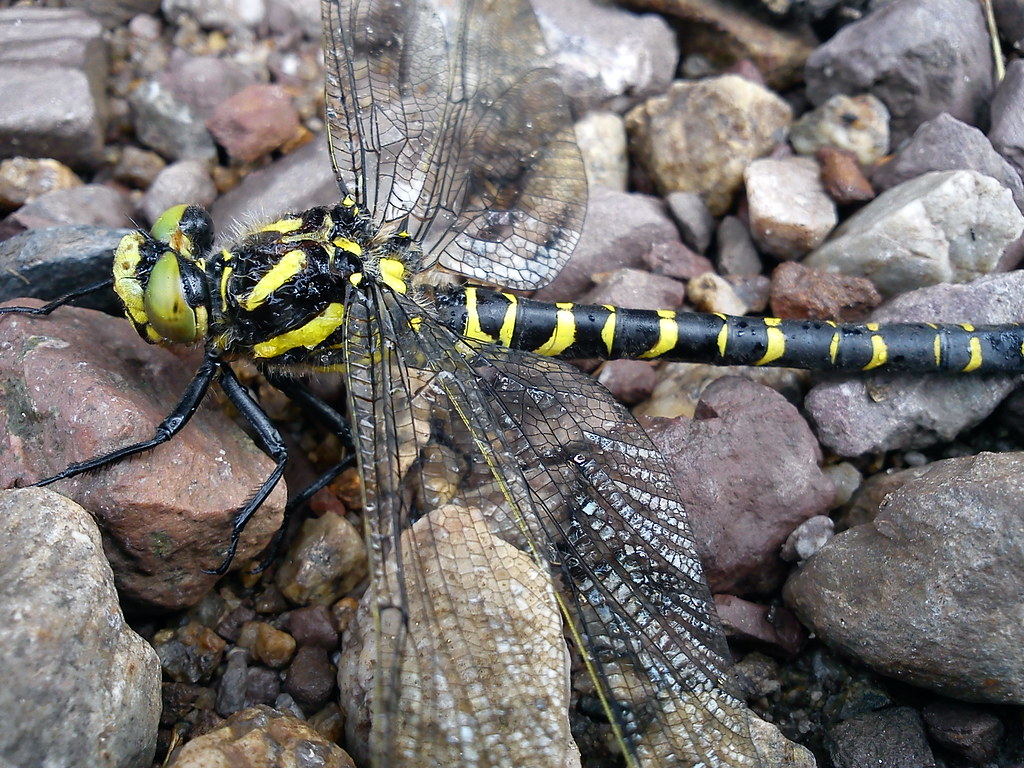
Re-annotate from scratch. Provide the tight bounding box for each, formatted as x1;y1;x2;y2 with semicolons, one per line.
161;53;261;123
686;272;747;315
111;146;168;190
129;78;217;162
715;215;762;276
596;359;657;405
165;705;355;768
715;595;807;656
624;74;792;216
804;170;1024;298
769;261;881;322
0;157;82;209
162;0;268;30
282;645;335;709
829;707;935;768
153;622;228;684
141;159;217;226
239;621;296;669
744;156;837;259
780;515;835;562
274;512;368;606
0;488;161;768
0;303;286;609
6;184;134;232
643;239;713;281
573;111;628;190
580;268;685;310
206;84;302;164
287;604;339;649
789;93;890;165
921;700;1003;763
816;147;875;205
805;0;994;145
785;452;1024;703
665;190;715;253
989;58;1024;179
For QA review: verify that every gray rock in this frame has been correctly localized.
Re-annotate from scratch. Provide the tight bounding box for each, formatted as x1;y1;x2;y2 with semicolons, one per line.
716;215;763;276
68;0;161;28
574;111;628;190
666;191;715;254
785;452;1024;703
0;8;107;169
129;78;217;162
580;268;684;310
162;0;268;30
989;59;1024;179
790;93;890;165
0;488;161;768
804;170;1024;298
994;0;1024;51
921;700;1003;763
745;156;837;260
805;0;994;145
780;515;835;562
141;160;217;226
533;0;677;113
6;184;134;232
162;53;260;122
0;303;285;609
625;75;792;216
274;512;368;606
829;708;935;768
805;272;1024;455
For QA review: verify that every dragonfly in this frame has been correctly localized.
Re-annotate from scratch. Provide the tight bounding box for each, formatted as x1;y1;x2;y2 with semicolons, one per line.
2;0;1022;765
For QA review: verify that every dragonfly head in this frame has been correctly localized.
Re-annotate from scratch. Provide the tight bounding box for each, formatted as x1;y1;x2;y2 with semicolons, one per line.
114;204;214;346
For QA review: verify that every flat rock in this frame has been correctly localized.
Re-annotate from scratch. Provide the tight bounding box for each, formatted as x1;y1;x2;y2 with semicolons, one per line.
0;302;285;609
785;452;1024;703
745;156;837;260
0;488;161;768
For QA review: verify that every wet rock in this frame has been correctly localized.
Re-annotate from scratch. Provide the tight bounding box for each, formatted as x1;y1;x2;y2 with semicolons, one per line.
129;78;217;162
533;0;676;113
804;170;1024;298
745;156;837;260
625;74;792;216
790;94;889;165
274;511;367;606
339;505;582;767
715;594;807;655
780;515;835;562
596;359;657;405
816;147;875;205
0;157;82;210
534;189;681;302
805;0;994;145
687;272;747;315
785;452;1024;703
0;8;107;169
580;268;685;310
239;621;297;669
166;705;354;768
770;262;881;322
215;648;250;717
140;160;217;226
645;376;834;594
154;622;228;684
207;84;302;164
0;303;286;609
666;190;715;254
574;111;628;190
990;59;1024;180
0;488;161;767
805;272;1024;456
829;707;934;768
282;645;335;709
921;700;1003;763
716;215;762;276
6;184;134;232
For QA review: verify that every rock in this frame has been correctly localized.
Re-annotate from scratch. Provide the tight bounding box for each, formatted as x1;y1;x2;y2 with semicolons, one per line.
580;268;685;310
129;78;217;162
805;0;994;145
805;272;1024;456
829;708;935;768
785;452;1024;703
989;59;1024;179
643;239;713;281
274;511;368;606
574;111;628;190
112;146;167;190
74;0;161;28
162;0;269;30
282;645;335;709
715;215;762;276
790;93;890;165
780;515;835;562
0;8;107;169
161;53;261;123
339;505;582;767
206;84;302;164
745;156;838;259
166;705;354;768
141;160;217;226
921;700;1003;763
816;147;875;205
154;622;228;684
645;376;834;594
596;359;657;405
804;170;1024;298
687;272;747;315
286;605;338;649
532;0;677;113
239;622;297;669
0;488;161;768
770;262;881;322
0;303;285;609
715;594;807;655
0;157;82;210
665;190;715;254
5;184;134;232
625;74;792;216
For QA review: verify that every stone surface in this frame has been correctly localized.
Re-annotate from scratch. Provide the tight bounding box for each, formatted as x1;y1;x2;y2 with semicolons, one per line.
666;190;715;254
780;515;835;562
162;53;261;123
790;93;890;165
166;705;355;768
5;184;134;232
745;156;837;259
625;74;792;216
805;0;995;145
770;261;881;322
829;708;935;768
573;111;628;190
804;170;1024;298
579;268;685;310
816;147;875;205
274;511;368;606
687;272;747;315
921;700;1003;763
0;8;108;168
162;0;269;30
0;157;82;209
785;452;1024;703
989;59;1024;179
0;303;285;609
805;272;1024;456
130;78;217;162
715;594;807;655
140;159;218;227
645;376;834;594
715;215;762;276
206;84;302;164
0;488;161;768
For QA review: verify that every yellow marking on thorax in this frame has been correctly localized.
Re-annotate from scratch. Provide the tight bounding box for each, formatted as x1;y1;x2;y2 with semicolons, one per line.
244;249;307;311
639;310;679;359
534;303;576;356
379;258;407;294
334;237;362;256
349;272;363;286
253;302;346;359
463;288;492;342
259;217;303;234
498;292;518;348
863;333;888;370
600;307;616;356
962;336;983;372
754;317;786;366
410;316;423;333
220;265;233;313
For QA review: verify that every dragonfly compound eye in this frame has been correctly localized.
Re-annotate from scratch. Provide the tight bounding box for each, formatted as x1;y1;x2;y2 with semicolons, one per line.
143;251;200;344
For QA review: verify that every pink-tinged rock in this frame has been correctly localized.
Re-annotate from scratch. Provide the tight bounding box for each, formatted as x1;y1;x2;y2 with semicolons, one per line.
714;594;807;655
207;84;301;164
769;261;881;322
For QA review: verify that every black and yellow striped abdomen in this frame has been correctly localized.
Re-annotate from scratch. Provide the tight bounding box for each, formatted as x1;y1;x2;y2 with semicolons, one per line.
436;287;1024;373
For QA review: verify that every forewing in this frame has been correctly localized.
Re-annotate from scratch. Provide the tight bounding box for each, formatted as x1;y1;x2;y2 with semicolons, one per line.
321;0;586;290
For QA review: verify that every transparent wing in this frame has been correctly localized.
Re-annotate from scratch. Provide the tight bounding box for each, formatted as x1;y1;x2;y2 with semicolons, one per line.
340;287;767;767
321;0;586;290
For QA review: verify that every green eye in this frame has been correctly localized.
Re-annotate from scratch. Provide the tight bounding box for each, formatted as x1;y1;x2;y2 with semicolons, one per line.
151;204;189;245
143;251;198;343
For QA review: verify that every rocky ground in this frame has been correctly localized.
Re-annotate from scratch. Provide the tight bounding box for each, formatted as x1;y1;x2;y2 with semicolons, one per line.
1;0;1023;766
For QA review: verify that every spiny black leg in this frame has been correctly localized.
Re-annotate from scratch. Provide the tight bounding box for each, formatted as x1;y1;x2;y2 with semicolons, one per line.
0;279;114;315
264;371;354;450
33;350;221;486
207;364;289;575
